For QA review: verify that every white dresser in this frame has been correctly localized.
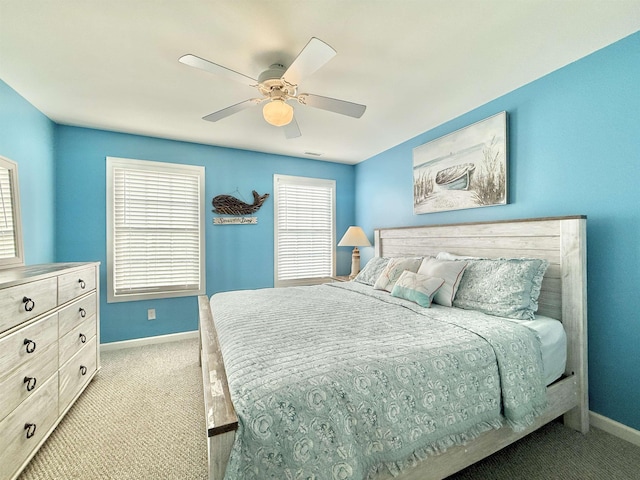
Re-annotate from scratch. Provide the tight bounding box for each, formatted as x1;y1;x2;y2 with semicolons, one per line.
0;262;100;480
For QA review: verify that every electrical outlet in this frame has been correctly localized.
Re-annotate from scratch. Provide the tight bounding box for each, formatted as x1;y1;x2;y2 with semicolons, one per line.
147;308;156;320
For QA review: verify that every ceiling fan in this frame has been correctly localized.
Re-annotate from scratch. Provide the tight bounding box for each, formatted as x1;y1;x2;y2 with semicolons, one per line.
179;37;366;139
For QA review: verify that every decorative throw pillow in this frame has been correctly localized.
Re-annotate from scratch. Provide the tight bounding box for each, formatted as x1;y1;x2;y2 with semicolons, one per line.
436;251;481;261
453;258;549;320
354;257;390;286
417;257;468;307
391;271;445;308
373;257;423;292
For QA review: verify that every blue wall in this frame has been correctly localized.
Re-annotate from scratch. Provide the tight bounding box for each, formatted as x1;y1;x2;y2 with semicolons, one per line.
54;126;355;344
355;32;640;430
0;82;56;263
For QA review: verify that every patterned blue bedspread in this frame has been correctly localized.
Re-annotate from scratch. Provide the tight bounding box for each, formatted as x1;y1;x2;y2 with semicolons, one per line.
211;282;547;479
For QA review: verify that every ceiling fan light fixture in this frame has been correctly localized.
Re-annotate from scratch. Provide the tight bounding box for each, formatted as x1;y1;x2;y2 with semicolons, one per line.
263;99;294;126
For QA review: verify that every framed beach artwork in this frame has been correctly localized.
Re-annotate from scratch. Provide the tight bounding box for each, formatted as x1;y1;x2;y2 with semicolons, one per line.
413;111;508;214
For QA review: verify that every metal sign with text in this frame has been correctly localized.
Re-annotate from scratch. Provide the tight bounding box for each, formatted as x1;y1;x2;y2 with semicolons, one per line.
213;217;257;225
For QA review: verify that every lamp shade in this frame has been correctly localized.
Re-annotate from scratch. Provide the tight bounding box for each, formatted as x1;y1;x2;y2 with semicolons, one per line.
338;226;371;247
263;99;294;126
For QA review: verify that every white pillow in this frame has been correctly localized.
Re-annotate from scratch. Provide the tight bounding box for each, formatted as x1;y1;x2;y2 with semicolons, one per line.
390;271;445;308
436;251;480;261
373;257;422;292
417;257;468;307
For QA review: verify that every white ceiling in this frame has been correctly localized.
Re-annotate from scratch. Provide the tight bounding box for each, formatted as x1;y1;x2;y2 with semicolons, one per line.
1;1;639;164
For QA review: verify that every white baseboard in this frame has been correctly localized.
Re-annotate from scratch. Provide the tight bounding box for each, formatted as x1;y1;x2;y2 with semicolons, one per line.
100;330;198;352
590;411;640;447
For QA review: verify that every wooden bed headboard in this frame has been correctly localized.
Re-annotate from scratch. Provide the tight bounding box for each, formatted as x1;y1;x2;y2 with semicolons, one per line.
374;215;588;431
374;216;586;321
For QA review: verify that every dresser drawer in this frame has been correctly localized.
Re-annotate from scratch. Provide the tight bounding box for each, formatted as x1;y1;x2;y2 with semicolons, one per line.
58;291;97;337
59;335;97;415
0;277;58;335
0;373;58;480
0;340;58;422
58;266;96;305
0;313;58;383
59;314;96;366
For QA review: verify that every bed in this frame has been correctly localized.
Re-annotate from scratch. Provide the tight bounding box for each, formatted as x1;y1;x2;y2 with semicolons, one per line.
197;215;588;479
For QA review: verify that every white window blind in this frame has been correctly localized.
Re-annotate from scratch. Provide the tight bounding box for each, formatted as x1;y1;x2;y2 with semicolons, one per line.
0;166;16;259
107;157;205;302
274;174;335;287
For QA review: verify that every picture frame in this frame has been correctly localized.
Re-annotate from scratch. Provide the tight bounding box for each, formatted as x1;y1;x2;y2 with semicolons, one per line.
413;111;508;214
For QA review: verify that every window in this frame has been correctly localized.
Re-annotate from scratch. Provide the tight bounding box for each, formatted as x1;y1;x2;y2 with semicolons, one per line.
107;157;205;302
274;174;335;287
0;156;23;267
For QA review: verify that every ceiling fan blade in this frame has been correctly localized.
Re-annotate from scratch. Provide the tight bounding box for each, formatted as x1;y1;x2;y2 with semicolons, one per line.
179;54;258;87
282;38;337;86
202;99;263;122
283;116;302;139
297;93;366;118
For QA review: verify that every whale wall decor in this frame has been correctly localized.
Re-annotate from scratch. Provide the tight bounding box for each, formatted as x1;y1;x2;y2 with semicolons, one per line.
212;190;270;215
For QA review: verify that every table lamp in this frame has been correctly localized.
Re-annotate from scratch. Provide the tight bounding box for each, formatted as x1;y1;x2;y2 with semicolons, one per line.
338;226;371;279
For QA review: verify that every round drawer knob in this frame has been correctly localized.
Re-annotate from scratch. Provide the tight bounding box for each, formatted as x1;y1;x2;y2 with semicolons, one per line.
24;423;37;439
23;338;37;354
79;333;87;344
79;279;86;289
80;365;87;376
79;307;87;318
22;297;35;312
23;376;37;392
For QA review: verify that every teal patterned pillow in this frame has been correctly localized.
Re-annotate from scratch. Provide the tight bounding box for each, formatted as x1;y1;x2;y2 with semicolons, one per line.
354;257;389;286
391;271;445;307
453;258;549;320
373;257;423;292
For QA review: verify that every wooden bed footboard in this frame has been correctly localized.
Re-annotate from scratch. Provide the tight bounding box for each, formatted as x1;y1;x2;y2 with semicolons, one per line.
198;295;237;480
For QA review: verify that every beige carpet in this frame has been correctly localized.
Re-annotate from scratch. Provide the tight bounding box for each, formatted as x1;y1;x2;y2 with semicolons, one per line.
18;338;640;479
19;339;208;480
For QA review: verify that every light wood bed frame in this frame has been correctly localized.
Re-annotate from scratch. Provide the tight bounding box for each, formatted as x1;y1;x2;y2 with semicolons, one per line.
198;215;588;480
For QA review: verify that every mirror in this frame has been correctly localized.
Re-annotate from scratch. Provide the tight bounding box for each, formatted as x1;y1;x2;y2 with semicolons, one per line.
0;155;24;269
